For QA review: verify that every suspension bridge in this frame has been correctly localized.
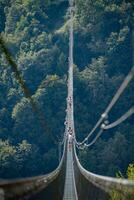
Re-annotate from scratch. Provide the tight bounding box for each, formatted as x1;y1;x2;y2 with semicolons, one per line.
0;0;134;199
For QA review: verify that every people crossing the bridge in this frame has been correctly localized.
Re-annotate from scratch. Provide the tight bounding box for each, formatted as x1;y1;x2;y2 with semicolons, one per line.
68;97;72;108
68;126;73;135
0;0;134;199
68;133;73;151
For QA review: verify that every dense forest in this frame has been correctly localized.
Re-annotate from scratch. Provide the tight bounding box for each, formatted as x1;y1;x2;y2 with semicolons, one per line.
0;0;134;179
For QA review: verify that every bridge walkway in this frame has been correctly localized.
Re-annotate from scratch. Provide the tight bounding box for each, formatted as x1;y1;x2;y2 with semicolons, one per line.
63;142;78;200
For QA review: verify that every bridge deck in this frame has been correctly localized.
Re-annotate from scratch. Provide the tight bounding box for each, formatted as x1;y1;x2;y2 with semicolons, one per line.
63;143;78;200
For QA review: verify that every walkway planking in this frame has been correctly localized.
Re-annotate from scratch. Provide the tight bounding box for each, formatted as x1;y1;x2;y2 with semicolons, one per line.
63;142;78;200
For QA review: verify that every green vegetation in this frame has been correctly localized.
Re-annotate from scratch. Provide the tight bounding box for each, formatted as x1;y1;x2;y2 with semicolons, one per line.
0;0;133;178
110;164;134;200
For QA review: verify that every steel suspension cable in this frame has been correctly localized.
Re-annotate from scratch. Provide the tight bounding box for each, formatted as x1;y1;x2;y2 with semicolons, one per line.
0;36;33;101
83;129;103;148
103;106;134;130
76;106;134;149
76;65;134;146
0;35;59;145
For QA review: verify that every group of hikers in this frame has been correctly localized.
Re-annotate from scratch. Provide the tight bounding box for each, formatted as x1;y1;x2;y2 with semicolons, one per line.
65;96;73;151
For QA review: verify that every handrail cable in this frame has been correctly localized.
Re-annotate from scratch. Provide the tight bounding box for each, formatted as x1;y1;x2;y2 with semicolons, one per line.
73;141;134;195
0;135;67;187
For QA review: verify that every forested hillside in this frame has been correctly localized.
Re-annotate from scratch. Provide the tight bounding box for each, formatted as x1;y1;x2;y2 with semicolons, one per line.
0;0;134;178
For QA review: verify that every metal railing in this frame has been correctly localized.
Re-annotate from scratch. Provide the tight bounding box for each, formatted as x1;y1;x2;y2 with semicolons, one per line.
73;143;134;200
0;139;67;200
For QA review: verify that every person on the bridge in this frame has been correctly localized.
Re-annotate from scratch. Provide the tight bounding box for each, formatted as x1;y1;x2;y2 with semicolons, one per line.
68;133;72;151
68;127;73;135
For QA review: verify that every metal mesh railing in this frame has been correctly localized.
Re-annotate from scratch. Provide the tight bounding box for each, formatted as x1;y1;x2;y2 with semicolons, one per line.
73;143;134;200
0;139;67;200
